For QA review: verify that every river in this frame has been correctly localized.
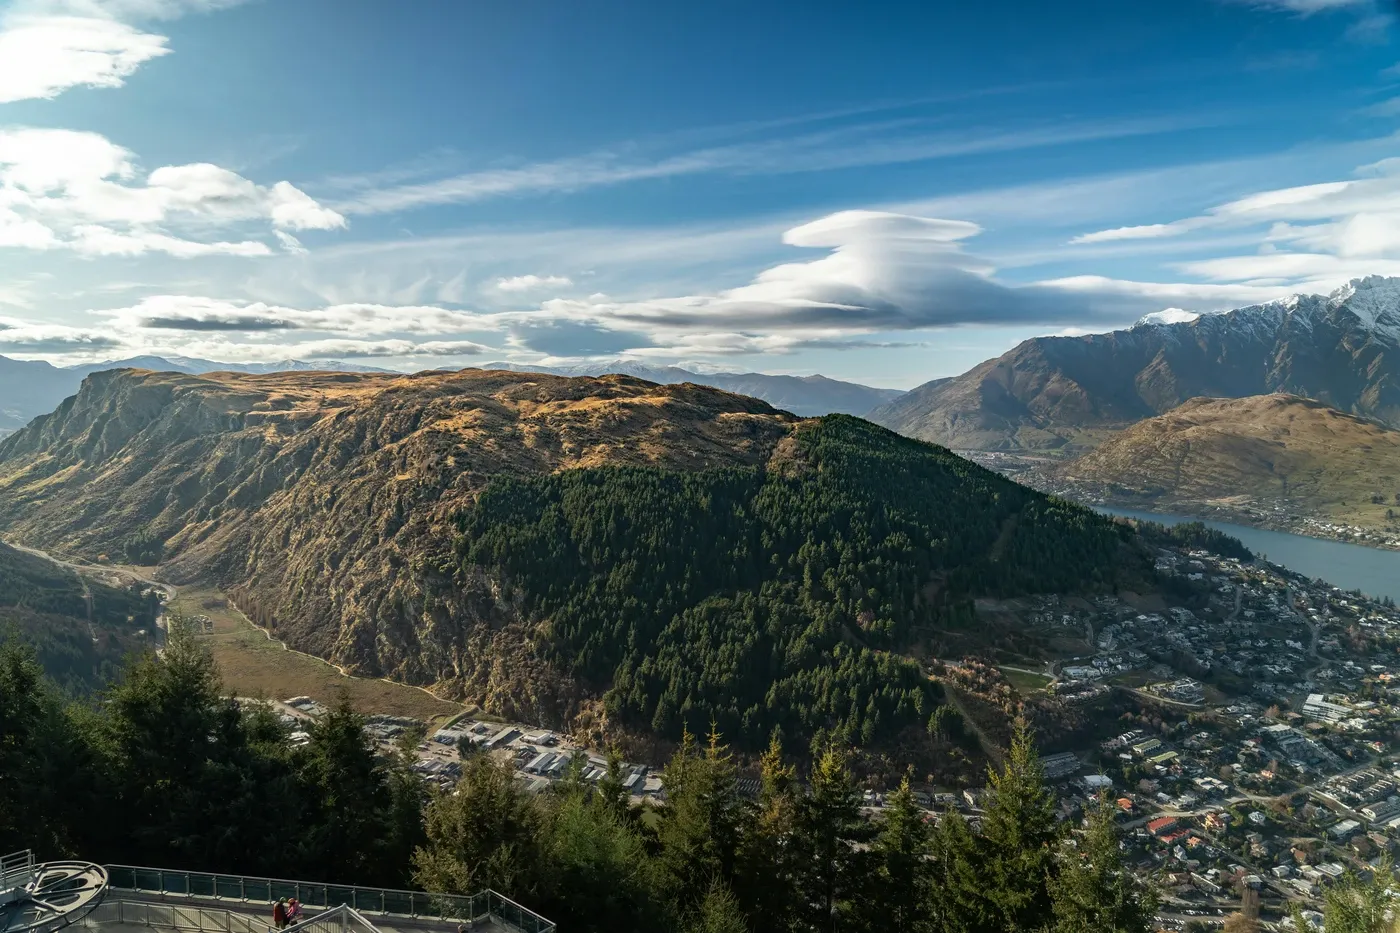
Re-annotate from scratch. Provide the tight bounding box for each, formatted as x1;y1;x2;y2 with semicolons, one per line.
1098;507;1400;604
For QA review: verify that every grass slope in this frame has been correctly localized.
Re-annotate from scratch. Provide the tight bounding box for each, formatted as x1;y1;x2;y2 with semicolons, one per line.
1046;394;1400;534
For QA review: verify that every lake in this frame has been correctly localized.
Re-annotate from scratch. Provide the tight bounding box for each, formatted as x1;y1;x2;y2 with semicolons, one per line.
1097;507;1400;604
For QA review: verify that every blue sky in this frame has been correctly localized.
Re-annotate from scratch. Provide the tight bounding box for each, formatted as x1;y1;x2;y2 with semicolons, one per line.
1;0;1399;387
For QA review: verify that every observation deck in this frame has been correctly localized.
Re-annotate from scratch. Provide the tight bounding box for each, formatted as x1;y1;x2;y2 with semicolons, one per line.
3;853;551;933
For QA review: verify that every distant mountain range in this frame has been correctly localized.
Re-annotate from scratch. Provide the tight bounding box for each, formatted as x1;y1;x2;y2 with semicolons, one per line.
870;275;1400;453
466;360;903;416
0;354;393;434
0;354;900;435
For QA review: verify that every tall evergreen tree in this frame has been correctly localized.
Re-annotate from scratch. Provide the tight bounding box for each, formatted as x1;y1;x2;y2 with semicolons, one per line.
736;732;802;933
928;809;994;933
1293;859;1395;933
872;772;933;933
978;718;1059;933
657;727;746;911
689;880;750;933
100;619;239;867
536;787;667;933
299;696;394;884
793;745;871;933
0;639;95;857
414;753;543;897
596;747;631;822
1048;795;1155;933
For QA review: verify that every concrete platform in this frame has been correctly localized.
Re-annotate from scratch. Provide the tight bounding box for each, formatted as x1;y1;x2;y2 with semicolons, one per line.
82;896;514;933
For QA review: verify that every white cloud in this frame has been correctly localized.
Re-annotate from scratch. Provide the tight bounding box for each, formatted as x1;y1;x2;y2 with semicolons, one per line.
0;15;167;103
1063;156;1400;295
1229;0;1371;11
0;0;252;103
0;128;345;258
0;208;61;249
1070;222;1195;244
274;230;307;255
69;225;272;257
1036;275;1293;307
495;274;573;292
268;181;348;231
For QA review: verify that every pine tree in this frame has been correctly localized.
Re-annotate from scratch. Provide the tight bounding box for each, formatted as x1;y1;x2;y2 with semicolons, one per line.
535;786;667;933
688;880;750;933
978;718;1059;933
101;618;238;867
596;747;631;822
0;639;95;857
1048;795;1155;933
657;726;746;912
793;745;872;933
299;696;395;883
928;809;994;933
414;753;543;897
1292;858;1395;933
872;772;933;933
736;732;801;933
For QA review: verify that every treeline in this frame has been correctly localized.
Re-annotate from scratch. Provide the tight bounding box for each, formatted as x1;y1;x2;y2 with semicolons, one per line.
0;540;154;625
454;416;1151;751
1;629;1157;933
1;626;424;887
1132;520;1254;562
0;540;159;693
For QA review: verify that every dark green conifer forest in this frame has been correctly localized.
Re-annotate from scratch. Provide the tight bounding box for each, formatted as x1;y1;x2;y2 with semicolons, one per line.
0;627;1158;933
454;416;1151;751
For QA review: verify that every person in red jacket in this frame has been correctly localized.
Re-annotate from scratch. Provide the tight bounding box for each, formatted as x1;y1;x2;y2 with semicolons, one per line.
273;900;288;930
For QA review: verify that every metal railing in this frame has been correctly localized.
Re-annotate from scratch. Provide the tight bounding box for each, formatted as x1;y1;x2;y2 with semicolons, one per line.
103;868;553;933
1;850;36;908
286;904;383;933
1;851;36;895
88;901;264;933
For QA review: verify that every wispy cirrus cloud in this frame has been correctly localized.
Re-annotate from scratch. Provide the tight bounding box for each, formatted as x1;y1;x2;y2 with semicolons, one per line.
0;203;1363;368
331;113;1218;216
1068;154;1400;286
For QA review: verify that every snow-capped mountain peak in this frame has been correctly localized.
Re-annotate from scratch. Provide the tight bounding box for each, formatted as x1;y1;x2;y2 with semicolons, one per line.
1134;308;1201;328
1328;275;1400;342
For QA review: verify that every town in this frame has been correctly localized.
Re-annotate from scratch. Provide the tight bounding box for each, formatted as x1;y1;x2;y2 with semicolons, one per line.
242;532;1400;930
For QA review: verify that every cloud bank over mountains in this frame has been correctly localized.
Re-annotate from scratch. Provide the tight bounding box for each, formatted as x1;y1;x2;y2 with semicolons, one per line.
0;208;1308;365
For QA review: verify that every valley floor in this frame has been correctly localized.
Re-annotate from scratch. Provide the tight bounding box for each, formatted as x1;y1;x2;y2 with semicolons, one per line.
168;585;466;726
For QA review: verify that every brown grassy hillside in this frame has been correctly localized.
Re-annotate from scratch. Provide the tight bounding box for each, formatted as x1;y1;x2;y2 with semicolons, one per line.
1040;394;1400;534
0;367;797;715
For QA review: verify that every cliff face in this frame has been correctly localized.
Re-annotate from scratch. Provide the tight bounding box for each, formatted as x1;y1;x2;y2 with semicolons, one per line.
0;367;796;717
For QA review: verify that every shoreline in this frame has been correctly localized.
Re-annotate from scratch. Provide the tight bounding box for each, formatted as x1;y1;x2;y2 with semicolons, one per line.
1086;497;1400;554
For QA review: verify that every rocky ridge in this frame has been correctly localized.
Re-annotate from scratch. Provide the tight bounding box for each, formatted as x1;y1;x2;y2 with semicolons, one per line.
870;276;1400;452
0;367;797;716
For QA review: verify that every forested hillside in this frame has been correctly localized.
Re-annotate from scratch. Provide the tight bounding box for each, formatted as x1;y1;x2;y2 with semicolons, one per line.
1;630;1157;933
453;416;1152;752
0;540;158;692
